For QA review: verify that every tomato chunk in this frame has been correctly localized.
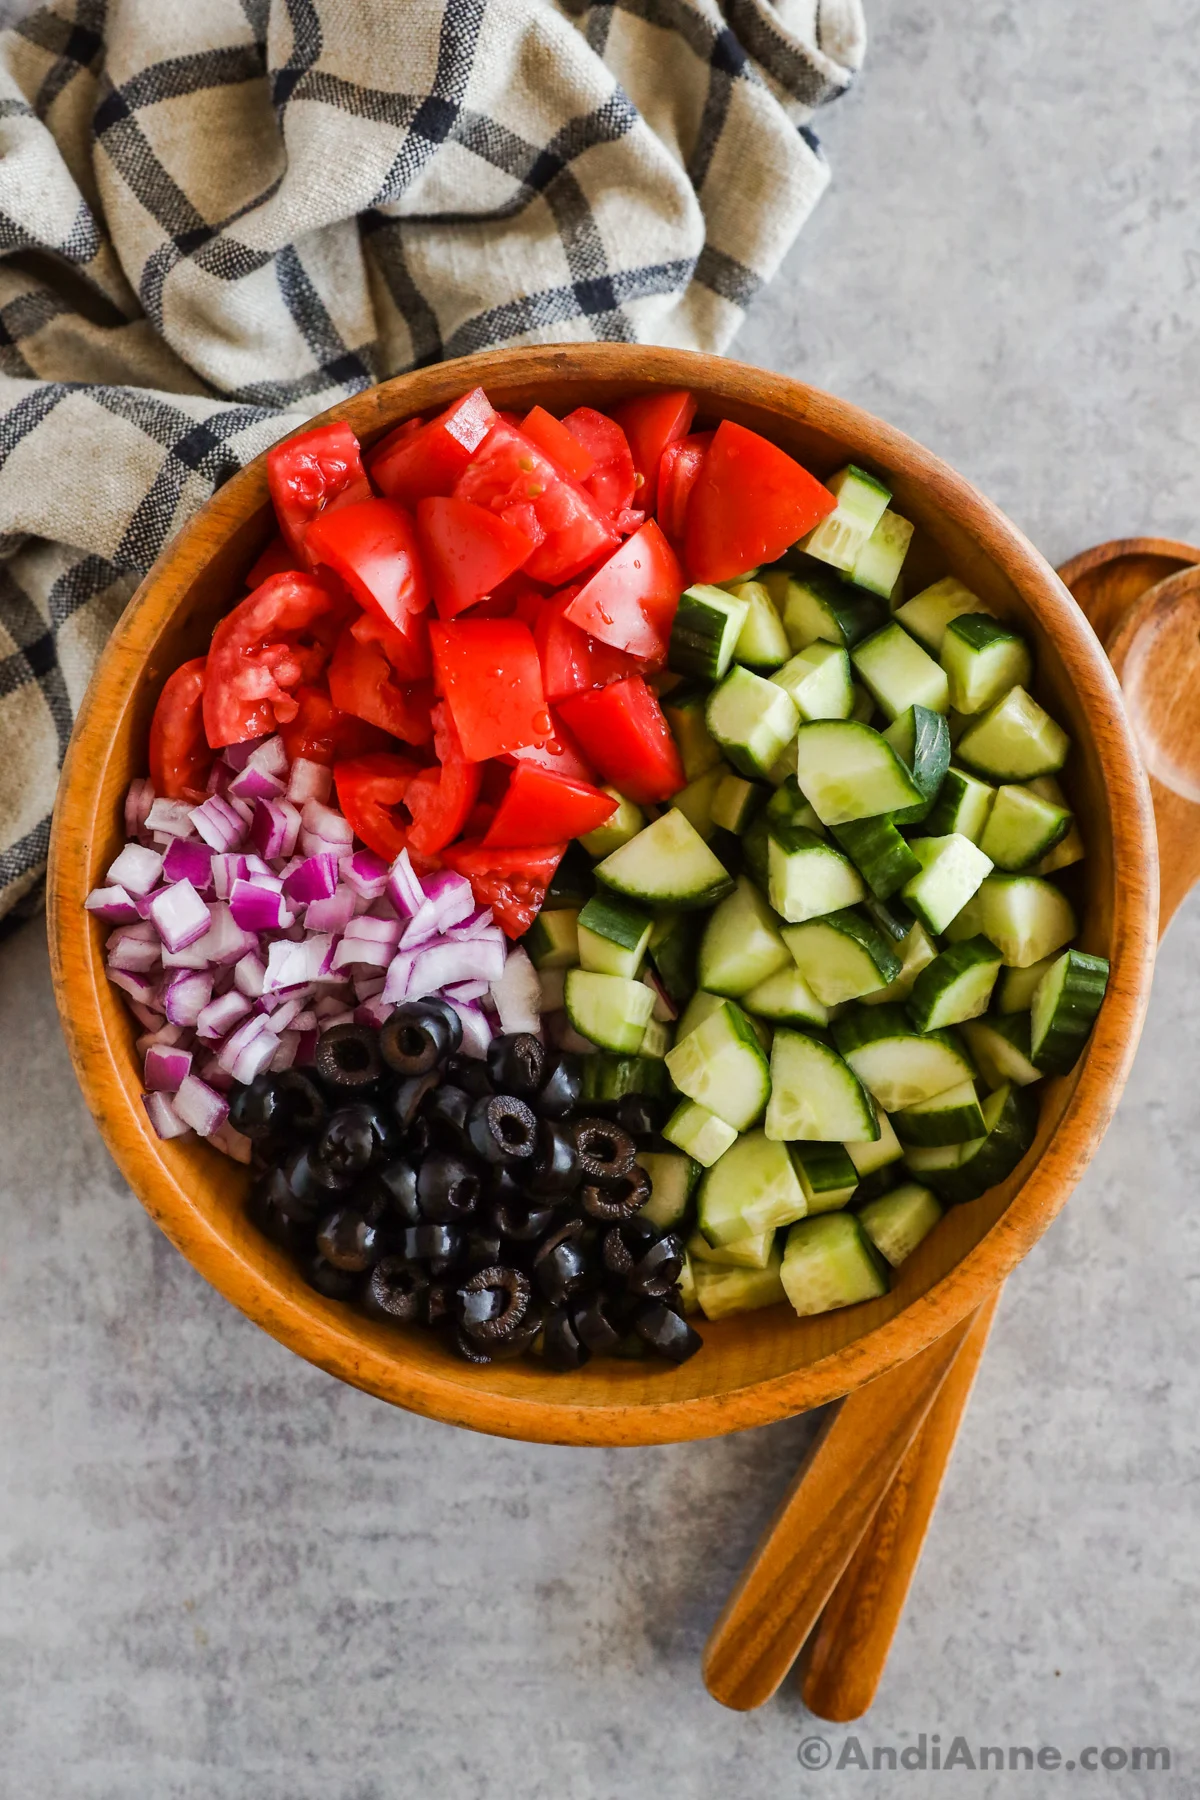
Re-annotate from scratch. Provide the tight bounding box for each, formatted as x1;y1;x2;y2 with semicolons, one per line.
203;572;348;748
561;406;638;519
333;752;423;862
149;656;212;799
556;676;685;805
484;762;616;848
278;685;391;766
405;702;482;856
454;419;619;585
563;519;683;663
520;406;595;481
610;389;697;512
267;422;371;562
502;713;596;784
415;495;535;620
532;591;639;702
656;431;713;549
429;618;550;761
328;625;434;745
349;608;431;682
304;497;429;633
440;839;567;939
245;535;300;589
369;388;497;507
685;419;837;582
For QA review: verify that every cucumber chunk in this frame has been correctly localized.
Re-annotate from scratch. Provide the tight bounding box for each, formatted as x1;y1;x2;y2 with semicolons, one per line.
960;1014;1042;1089
766;776;823;833
831;815;922;901
1027;774;1085;872
919;764;996;842
663;1098;739;1168
698;1130;808;1243
647;912;700;1007
956;685;1070;780
678;1251;699;1314
979;782;1072;871
665;999;771;1131
523;908;580;971
741;961;829;1029
698;875;791;995
692;1248;786;1320
903;1137;984;1175
669;764;726;841
706;664;799;780
844;1108;904;1176
882;703;952;824
794;720;923;825
669;584;750;683
576;892;653;979
676;988;726;1040
791;1140;860;1213
850;682;876;724
580;1054;670;1105
770;642;855;722
687;1227;776;1271
860;921;938;1005
765;1026;878;1142
849;508;914;599
857;1181;943;1266
595;808;734;911
768;824;866;923
834;1003;976;1110
663;684;724;780
710;772;764;834
781;1213;890;1316
895;577;989;653
730;579;791;669
579;788;644;858
851;621;950;720
801;464;892;573
639;1017;672;1060
638;1151;700;1230
768;564;887;651
900;833;993;935
996;952;1059;1013
919;1081;1037;1206
941;613;1033;715
907;934;1003;1031
782;909;902;1006
544;840;593;906
1030;948;1109;1074
564;969;655;1053
892;1078;987;1146
863;892;917;942
946;874;1076;966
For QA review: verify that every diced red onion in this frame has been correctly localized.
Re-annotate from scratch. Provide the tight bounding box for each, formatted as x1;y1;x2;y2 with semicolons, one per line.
144;1044;193;1092
247;734;288;779
106;843;163;897
320;1007;356;1029
386;849;425;919
353;971;386;1001
301;797;353;847
333;937;393;973
217;1014;280;1083
233;949;266;998
145;797;195;839
269;1030;302;1072
196;990;253;1043
108;966;162;1006
173;1073;230;1136
164;968;214;1027
287;757;331;804
450;1002;493;1060
400;899;442;948
443;978;490;1003
314;991;354;1021
129;1000;167;1030
444;906;495;940
222;735;268;771
148;879;211;952
207;1119;252;1161
490;946;541;1035
142;1089;190;1139
344;915;404;948
125;777;155;839
228;763;286;803
381;951;417;1005
107;919;158;947
299;829;352;860
408;938;506;998
266;995;305;1032
263;933;334;993
291;1009;317;1033
136;1021;189;1054
354;995;395;1030
108;934;162;974
191;902;259;967
340;849;389;899
229;877;294;933
190;793;247;851
305;886;356;934
197;1053;235;1093
283;852;339;904
294;1028;318;1066
242;853;276;880
205;759;232;796
420;869;476;930
162;836;214;890
249;797;301;861
86;884;139;923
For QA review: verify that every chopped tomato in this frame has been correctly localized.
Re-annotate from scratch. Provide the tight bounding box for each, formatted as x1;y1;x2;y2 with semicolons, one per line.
484;762;616;848
369;388;497;507
149;657;212;799
685;420;837;582
657;430;713;549
520;405;595;481
203;572;348;747
349;608;431;682
415;495;535;620
557;676;685;805
245;535;300;588
610;389;697;512
267;422;371;562
440;839;567;938
304;497;429;633
333;752;423;862
429;618;550;761
563;519;684;663
405;703;483;856
454;419;619;585
501;714;597;784
561;406;638;519
534;591;643;702
277;684;391;766
328;625;434;745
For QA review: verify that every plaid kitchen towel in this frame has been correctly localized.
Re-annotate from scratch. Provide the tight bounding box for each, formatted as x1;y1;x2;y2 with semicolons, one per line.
0;0;865;929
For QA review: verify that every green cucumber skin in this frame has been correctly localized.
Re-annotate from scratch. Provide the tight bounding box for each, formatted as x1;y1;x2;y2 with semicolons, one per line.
580;1055;670;1104
889;705;952;825
832;817;922;900
907;935;1003;1034
1030;949;1110;1075
670;586;749;683
921;1085;1037;1206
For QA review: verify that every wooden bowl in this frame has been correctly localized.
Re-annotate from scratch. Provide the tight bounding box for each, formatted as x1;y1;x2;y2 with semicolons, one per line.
46;346;1158;1445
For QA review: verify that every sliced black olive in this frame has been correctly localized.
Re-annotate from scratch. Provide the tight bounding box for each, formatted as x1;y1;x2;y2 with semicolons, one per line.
230;1069;328;1143
361;1156;421;1225
614;1093;662;1138
602;1217;660;1280
407;1114;434;1160
402;1223;463;1265
380;1002;454;1076
417;1150;483;1222
246;1171;313;1253
283;1142;355;1211
364;1256;429;1321
489;1199;558;1243
390;1070;441;1132
467;1093;538;1165
423;1280;453;1326
486;1032;545;1098
424;1084;474;1151
444;1055;493;1100
633;1300;703;1363
228;1073;279;1141
535;1050;583;1120
627;1231;684;1297
301;1249;362;1301
570;1291;623;1355
526;1118;581;1199
542;1305;591;1370
464;1227;504;1269
581;1165;650;1222
573;1117;636;1184
316;1104;386;1180
451;1324;496;1364
316;1207;380;1272
487;1300;544;1361
456;1264;532;1342
314;1023;382;1092
533;1221;589;1305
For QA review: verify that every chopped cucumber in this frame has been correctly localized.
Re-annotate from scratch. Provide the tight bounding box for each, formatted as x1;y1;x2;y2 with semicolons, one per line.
979;782;1072;871
850;682;876;724
523;908;580;971
663;684;724;780
794;720;923;826
892;1078;987;1146
665;998;771;1131
895;577;988;654
961;1014;1042;1089
640;1017;672;1059
698;875;791;995
765;1026;878;1142
791;1140;860;1213
741;961;829;1029
907;934;1003;1031
903;1137;983;1176
580;1054;670;1104
772;565;887;651
831;816;922;901
693;1248;786;1320
576;892;653;979
857;1182;943;1266
768;823;865;923
663;1098;739;1168
850;508;914;599
1030;949;1109;1075
687;1227;776;1271
900;833;993;935
698;1129;808;1243
544;841;593;906
564;969;655;1053
861;920;938;1005
1027;774;1085;873
941;613;1033;715
882;704;951;824
706;664;799;780
638;1151;700;1230
730;579;791;668
851;621;950;720
946;874;1076;967
834;1003;975;1110
647;912;699;1006
579;788;644;858
765;776;823;832
678;1251;699;1314
863;892;917;942
801;464;892;573
710;772;764;834
919;764;995;842
996;954;1059;1012
669;584;750;683
676;988;725;1040
956;685;1070;780
670;764;726;841
918;1082;1037;1206
781;1212;890;1316
595;808;734;911
782;909;902;1006
770;642;855;722
844;1108;904;1176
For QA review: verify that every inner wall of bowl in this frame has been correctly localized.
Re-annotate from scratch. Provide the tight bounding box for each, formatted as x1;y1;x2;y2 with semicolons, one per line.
82;368;1113;1420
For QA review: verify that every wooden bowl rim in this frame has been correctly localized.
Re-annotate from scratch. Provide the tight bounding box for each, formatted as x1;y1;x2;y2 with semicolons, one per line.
46;344;1159;1445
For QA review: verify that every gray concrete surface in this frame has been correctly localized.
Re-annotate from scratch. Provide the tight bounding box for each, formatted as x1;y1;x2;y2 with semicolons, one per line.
3;2;1199;1795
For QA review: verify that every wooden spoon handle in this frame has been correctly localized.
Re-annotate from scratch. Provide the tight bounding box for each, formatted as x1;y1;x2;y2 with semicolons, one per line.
701;1308;978;1711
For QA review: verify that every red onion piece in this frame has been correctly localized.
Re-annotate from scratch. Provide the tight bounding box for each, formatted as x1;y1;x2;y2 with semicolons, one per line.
86;885;140;924
304;886;356;934
193;902;259;966
249;797;299;861
129;1000;167;1030
354;995;395;1030
107;967;162;1007
442;978;490;1003
282;853;340;904
144;1044;193;1092
197;1053;235;1093
386;848;425;919
229;877;294;933
222;734;268;771
205;759;233;796
352;972;386;1001
247;734;289;779
217;1014;280;1084
125;777;156;839
164;968;214;1027
233;949;266;998
286;757;331;804
449;1002;493;1060
145;797;195;839
106;843;164;897
228;763;286;803
340;849;389;899
107;933;162;974
136;1021;189;1054
142;1089;190;1139
294;1028;318;1066
162;836;214;890
196;990;254;1044
444;906;495;941
300;798;353;847
490;946;540;1035
343;915;404;948
107;919;158;947
263;933;334;993
408;937;506;999
190;793;248;851
173;1073;230;1136
148;879;211;952
420;869;476;930
381;951;417;1005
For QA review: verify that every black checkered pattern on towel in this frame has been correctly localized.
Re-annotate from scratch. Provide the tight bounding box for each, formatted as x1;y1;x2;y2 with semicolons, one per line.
0;0;864;929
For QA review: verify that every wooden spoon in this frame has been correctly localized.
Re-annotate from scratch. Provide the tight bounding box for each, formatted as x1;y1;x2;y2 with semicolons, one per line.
703;537;1198;1718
